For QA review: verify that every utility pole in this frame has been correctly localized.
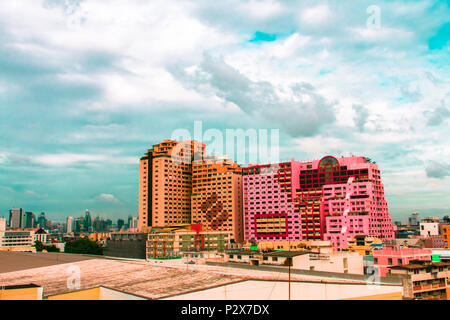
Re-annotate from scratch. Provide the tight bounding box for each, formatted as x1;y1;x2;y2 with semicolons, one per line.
288;236;291;301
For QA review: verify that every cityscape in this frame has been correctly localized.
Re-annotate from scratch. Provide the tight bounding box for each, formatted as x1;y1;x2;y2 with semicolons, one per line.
0;0;449;311
1;140;450;302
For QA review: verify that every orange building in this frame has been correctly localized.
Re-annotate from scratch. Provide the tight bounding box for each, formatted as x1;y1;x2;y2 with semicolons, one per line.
139;139;205;231
443;225;450;249
191;156;243;243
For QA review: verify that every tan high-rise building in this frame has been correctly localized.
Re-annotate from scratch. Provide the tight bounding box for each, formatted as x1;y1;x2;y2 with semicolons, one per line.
191;156;243;243
139;139;205;231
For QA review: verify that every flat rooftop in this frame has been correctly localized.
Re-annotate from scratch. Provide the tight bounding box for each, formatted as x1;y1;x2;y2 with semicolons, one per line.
0;251;102;274
0;253;241;299
0;252;400;299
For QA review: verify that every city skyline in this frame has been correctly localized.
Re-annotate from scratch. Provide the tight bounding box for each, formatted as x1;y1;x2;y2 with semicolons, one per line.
0;1;449;222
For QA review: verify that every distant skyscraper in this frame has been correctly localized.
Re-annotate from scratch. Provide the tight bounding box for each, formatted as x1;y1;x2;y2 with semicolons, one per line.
409;212;420;227
66;216;74;233
84;210;92;232
117;219;125;231
24;212;35;228
74;217;83;233
37;212;47;229
106;219;112;231
130;217;138;229
9;208;24;228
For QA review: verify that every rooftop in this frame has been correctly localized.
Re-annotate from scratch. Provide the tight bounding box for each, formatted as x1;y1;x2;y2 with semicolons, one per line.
0;252;241;299
390;261;450;270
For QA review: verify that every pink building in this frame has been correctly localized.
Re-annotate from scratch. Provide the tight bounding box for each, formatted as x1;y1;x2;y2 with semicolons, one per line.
373;245;432;277
296;156;395;248
242;160;302;242
243;156;396;249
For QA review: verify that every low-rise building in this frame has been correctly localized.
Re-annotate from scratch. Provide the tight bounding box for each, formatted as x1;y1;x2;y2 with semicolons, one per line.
443;225;450;249
373;245;432;277
146;224;230;259
347;235;383;257
420;217;440;237
422;235;445;248
0;219;36;252
0;284;43;300
255;240;334;253
224;249;364;274
104;232;147;259
390;261;450;300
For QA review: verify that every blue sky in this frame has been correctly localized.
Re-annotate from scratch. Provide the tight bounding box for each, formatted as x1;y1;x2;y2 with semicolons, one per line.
0;0;449;222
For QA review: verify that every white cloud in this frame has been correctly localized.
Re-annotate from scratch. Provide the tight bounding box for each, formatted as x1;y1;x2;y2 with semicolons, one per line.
98;193;119;203
300;4;332;26
32;153;106;166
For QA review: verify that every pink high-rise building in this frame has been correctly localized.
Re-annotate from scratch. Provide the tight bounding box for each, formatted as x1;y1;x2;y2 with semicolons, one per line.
242;160;302;242
243;156;396;249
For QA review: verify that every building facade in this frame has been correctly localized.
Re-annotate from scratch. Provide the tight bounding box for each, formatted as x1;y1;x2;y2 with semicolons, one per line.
9;208;25;229
420;217;440;237
104;232;147;259
139;139;205;231
390;261;450;300
146;224;230;259
373;245;433;277
242;156;395;248
242;160;302;243
443;225;450;249
191;156;243;243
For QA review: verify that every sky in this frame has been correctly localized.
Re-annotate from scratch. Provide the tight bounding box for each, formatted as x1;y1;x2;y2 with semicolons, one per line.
0;0;449;222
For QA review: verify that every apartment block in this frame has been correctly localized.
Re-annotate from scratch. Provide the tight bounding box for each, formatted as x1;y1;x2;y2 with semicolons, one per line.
298;156;395;247
242;156;395;248
390;261;450;300
192;156;243;243
242;160;302;243
146;224;230;259
139;139;205;230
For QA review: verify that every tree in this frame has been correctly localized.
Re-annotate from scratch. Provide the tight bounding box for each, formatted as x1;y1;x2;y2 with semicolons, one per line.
33;240;61;252
64;238;103;255
34;240;46;252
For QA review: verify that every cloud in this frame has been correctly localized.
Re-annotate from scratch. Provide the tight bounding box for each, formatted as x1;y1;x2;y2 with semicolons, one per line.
425;100;450;126
300;4;332;27
170;54;336;137
426;161;450;179
98;193;119;203
352;104;369;132
0;0;449;222
399;83;422;102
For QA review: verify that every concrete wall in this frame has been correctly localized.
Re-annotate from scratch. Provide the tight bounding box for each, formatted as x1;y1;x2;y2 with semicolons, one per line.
162;280;402;300
420;222;439;237
291;252;363;275
0;287;43;300
48;287;147;300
